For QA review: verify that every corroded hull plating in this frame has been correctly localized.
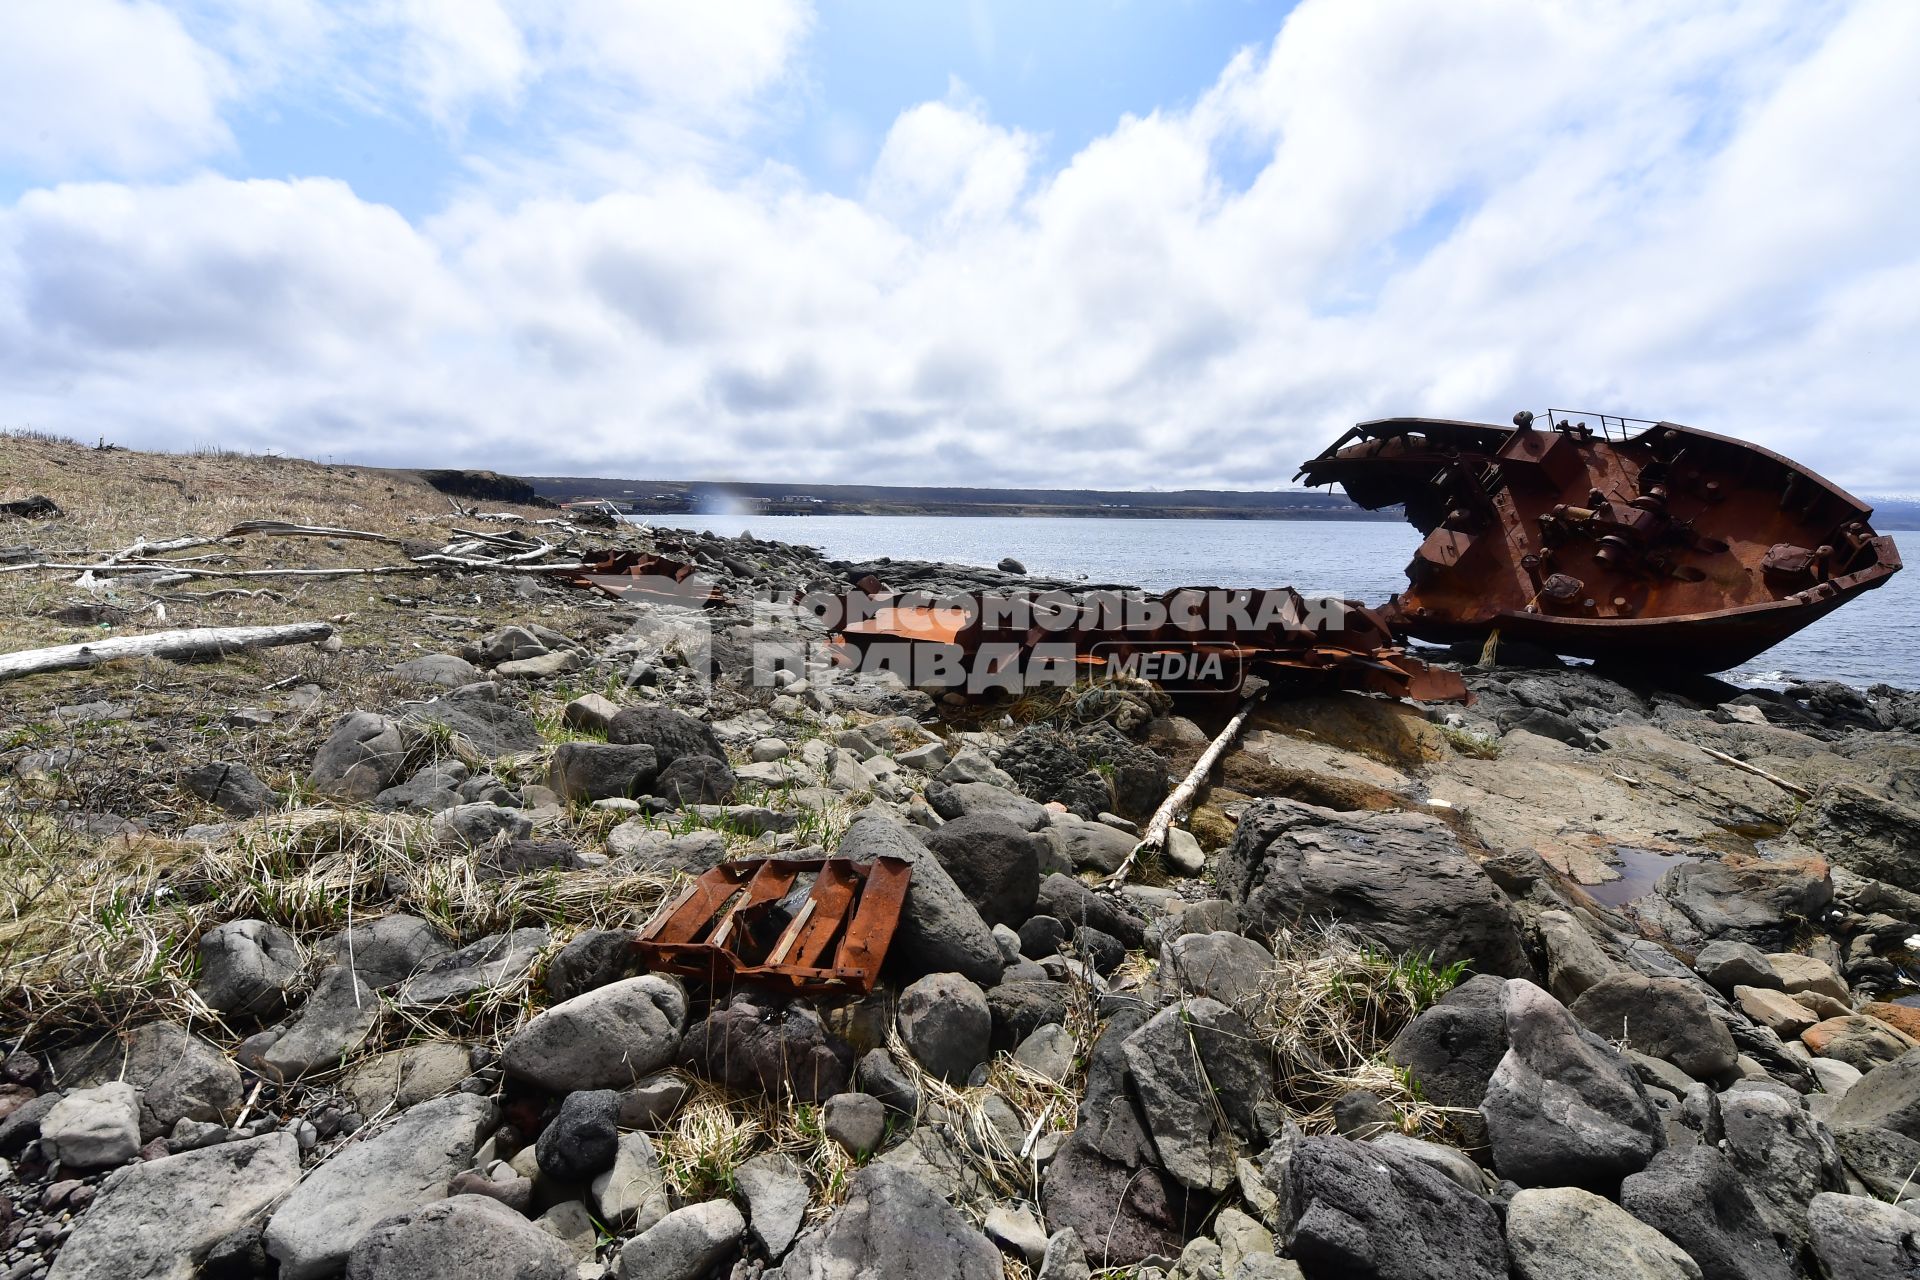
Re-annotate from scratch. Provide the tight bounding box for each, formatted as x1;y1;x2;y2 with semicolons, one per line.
1297;412;1902;674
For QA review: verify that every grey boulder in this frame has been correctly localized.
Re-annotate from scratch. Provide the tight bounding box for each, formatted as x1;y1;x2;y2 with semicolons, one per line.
344;1194;574;1280
920;812;1043;928
1569;973;1738;1080
325;913;451;989
1046;820;1138;875
1219;799;1532;978
183;761;278;817
769;1165;1000;1280
1536;909;1618;1003
1481;979;1663;1189
1830;1124;1920;1201
1279;1133;1508;1280
545;927;639;1001
735;1151;809;1260
502;975;686;1092
1040;1127;1198;1268
428;801;532;847
897;972;991;1084
1619;1146;1796;1280
1388;976;1508;1147
925;780;1049;830
592;1130;671;1232
1717;1087;1846;1254
1035;872;1148;949
312;711;410;800
654;754;737;806
1160;930;1274;1019
40;1081;142;1169
1695;940;1779;995
547;742;660;802
1124;997;1281;1193
1833;1048;1920;1139
606;706;727;767
616;1199;745;1280
1504;1185;1703;1280
536;1088;621;1182
822;1091;887;1156
395;926;549;1008
58;1021;243;1141
388;653;483;687
194;918;302;1017
344;1041;473;1116
261;964;382;1079
1807;1191;1920;1279
681;992;853;1102
838;813;1002;985
403;683;541;759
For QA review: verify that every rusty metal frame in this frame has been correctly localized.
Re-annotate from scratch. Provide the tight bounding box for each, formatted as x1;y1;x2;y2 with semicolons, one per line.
633;856;912;995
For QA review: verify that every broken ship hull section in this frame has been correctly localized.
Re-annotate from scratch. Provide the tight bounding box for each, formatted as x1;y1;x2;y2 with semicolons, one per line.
1296;413;1901;674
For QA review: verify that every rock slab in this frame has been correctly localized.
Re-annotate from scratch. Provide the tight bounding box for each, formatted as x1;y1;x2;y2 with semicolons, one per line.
343;1194;574;1280
49;1132;301;1280
264;1094;497;1280
770;1165;1000;1280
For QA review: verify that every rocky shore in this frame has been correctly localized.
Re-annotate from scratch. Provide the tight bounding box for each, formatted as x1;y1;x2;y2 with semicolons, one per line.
5;445;1920;1280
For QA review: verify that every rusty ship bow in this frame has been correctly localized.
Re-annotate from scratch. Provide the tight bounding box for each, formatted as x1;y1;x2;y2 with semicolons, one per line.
1297;410;1901;673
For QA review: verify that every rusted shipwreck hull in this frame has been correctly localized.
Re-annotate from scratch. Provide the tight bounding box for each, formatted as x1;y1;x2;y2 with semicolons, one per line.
1296;410;1902;673
830;585;1472;703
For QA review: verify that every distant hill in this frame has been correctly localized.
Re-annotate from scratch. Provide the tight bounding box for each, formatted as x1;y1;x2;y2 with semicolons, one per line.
527;476;1398;521
528;475;1920;529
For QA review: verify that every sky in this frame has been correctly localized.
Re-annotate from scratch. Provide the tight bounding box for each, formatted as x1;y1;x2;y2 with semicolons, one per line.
1;0;1916;494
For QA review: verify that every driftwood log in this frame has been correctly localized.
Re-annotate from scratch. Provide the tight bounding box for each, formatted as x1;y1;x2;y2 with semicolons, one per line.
0;622;334;682
1101;691;1262;886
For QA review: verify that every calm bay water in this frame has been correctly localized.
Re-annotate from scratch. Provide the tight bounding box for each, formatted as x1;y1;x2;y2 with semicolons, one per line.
645;513;1920;690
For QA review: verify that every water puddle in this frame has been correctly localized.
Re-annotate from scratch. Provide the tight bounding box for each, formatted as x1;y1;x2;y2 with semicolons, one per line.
1583;846;1699;908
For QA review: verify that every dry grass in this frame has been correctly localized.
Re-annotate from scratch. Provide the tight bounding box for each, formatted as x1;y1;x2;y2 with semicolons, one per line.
0;798;682;1055
0;434;670;1037
1249;922;1472;1139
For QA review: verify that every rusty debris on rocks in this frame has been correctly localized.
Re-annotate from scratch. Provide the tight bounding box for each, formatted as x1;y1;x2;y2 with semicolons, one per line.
1298;409;1902;673
633;856;913;995
553;549;729;607
828;585;1473;703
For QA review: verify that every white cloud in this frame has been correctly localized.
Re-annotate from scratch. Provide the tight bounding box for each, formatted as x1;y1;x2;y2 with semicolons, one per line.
0;0;234;175
392;0;532;127
1;0;1917;499
519;0;810;116
867;87;1038;235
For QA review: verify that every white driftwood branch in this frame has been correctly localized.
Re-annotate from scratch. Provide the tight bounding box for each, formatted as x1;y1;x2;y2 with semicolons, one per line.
105;534;238;563
1102;692;1261;886
0;622;334;682
0;562;429;579
1696;744;1813;800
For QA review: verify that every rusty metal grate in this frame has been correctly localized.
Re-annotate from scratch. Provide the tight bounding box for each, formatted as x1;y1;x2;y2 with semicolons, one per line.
633;856;912;996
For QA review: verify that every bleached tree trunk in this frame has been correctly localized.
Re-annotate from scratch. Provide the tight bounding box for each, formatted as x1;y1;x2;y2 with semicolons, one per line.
0;622;334;682
1102;691;1261;886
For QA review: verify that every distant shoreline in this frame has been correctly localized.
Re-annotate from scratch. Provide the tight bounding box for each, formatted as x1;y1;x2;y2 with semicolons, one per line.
529;474;1400;522
632;506;1405;522
528;473;1920;528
